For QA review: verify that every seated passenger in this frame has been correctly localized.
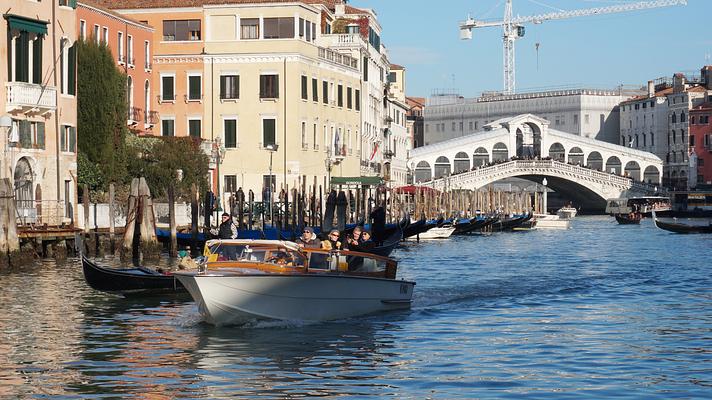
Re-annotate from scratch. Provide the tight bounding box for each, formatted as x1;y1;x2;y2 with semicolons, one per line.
357;230;376;253
344;226;362;250
321;229;343;251
296;227;322;249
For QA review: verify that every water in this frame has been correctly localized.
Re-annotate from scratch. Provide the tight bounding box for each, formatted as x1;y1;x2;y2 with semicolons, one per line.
1;216;711;398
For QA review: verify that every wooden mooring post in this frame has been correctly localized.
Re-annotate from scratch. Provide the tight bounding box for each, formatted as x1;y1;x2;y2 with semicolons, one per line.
0;178;20;268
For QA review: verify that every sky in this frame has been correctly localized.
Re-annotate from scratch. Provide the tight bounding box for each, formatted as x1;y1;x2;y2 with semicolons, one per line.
351;0;712;98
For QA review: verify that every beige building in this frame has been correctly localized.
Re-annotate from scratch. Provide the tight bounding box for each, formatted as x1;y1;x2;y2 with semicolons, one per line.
2;1;78;226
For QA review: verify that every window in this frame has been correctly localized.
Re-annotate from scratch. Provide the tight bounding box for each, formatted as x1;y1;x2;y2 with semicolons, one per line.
79;20;86;40
102;27;108;44
671;113;677;124
240;18;259;39
301;75;308;100
347;87;352;109
355;89;360;111
311;22;316;41
260;74;279;99
224;118;237;148
187;74;201;101
161;118;175;136
337;84;343;107
313;123;318;150
15;120;45;150
127;35;133;65
144;41;150;69
363;57;368;81
263;17;294;39
312;78;318;102
60;40;77;95
94;25;99;43
299;18;305;38
387;72;396;83
681;112;686;123
188;118;201;138
263;118;276;147
224;175;237;193
117;32;124;62
163;19;201;41
306;20;312;41
10;32;44;85
301;121;307;149
451;122;456;130
690;135;695;147
322;80;328;104
650;133;654;147
574;114;578;125
584;114;590;125
161;75;175;101
220;75;239;99
59;125;76;152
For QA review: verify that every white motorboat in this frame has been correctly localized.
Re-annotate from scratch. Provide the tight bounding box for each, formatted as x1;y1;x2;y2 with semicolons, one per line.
412;224;456;239
557;206;577;219
175;240;415;326
533;213;571;229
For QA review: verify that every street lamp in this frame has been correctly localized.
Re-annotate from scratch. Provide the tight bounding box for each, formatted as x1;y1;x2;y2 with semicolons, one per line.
1;115;14;180
265;143;278;225
542;177;548;214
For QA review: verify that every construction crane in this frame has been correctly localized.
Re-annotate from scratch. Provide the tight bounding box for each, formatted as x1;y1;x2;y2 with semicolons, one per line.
459;0;688;95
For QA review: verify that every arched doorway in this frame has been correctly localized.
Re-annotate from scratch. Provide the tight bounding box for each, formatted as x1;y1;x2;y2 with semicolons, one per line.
549;142;565;162
434;156;451;178
624;161;641;181
14;157;34;210
606;156;622;175
568;147;584;165
515;122;541;158
453;151;470;173
473;147;489;167
414;161;431;183
586;151;603;171
492;142;508;162
643;165;660;184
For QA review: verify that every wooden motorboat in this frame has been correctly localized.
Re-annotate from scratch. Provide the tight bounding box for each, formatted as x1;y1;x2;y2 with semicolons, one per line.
174;239;416;325
415;224;456;239
533;214;571;229
614;213;641;225
652;211;712;234
82;255;186;295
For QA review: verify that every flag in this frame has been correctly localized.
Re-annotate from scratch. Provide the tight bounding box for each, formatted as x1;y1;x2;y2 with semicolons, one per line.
369;142;379;161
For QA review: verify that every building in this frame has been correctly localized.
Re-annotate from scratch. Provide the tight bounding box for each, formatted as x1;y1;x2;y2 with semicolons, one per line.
77;1;156;135
99;0;384;208
406;96;425;149
2;0;78;226
690;101;712;187
424;88;638;147
384;64;409;186
619;79;671;166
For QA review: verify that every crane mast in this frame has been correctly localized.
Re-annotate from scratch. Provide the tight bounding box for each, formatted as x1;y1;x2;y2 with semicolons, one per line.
460;0;688;95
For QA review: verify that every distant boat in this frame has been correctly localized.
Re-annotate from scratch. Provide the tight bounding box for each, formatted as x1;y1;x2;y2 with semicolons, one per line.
614;213;641;225
652;211;712;234
533;214;570;229
415;224;456;239
557;206;577;219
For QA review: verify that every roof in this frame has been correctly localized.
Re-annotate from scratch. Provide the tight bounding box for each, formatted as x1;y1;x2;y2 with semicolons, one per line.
390;63;404;70
406;96;426;108
690;102;712;112
79;0;154;30
92;0;346;10
620;87;673;105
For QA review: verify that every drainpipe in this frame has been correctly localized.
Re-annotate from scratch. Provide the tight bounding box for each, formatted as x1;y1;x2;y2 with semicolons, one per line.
283;57;287;187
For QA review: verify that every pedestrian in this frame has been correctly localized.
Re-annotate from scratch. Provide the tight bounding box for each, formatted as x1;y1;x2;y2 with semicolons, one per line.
210;212;238;239
296;227;321;249
321;229;343;251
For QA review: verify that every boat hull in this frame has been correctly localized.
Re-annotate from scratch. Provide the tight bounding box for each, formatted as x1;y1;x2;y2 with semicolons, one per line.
414;226;456;239
82;256;185;295
533;214;571;229
176;273;415;325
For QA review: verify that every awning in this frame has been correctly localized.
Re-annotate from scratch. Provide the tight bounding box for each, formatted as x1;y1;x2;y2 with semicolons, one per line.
330;176;383;187
4;14;48;35
393;185;441;194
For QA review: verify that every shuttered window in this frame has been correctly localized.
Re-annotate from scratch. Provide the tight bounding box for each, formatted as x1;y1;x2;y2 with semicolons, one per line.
322;80;328;104
263;17;294;39
162;20;201;41
259;75;278;99
32;37;42;84
36;122;45;149
263;119;276;147
188;75;201;100
312;78;318;102
220;75;239;99
301;75;307;100
68;42;76;95
224;119;237;148
15;31;30;83
19;120;31;148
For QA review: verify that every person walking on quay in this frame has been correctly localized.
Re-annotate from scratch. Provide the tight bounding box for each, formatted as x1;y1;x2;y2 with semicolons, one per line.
321;229;343;251
296;227;321;249
211;212;238;239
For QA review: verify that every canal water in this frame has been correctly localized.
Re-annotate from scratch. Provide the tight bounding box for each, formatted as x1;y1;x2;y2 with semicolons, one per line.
1;216;711;398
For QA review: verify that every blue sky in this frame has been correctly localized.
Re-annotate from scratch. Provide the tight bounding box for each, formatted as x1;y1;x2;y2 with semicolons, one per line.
352;0;711;98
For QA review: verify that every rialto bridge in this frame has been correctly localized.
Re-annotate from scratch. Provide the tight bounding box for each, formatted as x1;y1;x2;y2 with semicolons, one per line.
408;114;664;211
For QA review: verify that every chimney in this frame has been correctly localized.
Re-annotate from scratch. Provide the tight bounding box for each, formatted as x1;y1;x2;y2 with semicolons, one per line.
673;73;686;94
647;80;655;98
335;3;346;16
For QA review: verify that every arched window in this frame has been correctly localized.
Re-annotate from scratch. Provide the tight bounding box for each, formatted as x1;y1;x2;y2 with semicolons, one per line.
14;157;34;210
671;113;677;124
681;112;686;123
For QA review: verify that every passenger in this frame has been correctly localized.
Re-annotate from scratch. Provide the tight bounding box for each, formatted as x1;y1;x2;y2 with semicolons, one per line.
358;230;376;252
321;229;343;251
211;212;238;239
296;227;322;249
345;226;363;250
268;250;293;266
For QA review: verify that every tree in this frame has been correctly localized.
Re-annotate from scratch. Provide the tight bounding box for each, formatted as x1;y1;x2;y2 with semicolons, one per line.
77;39;128;189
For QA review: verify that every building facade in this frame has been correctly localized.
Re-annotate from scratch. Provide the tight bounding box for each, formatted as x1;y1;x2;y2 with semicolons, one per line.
689;102;712;187
424;89;635;147
619;80;671;165
77;1;156;134
2;0;78;226
406;96;425;150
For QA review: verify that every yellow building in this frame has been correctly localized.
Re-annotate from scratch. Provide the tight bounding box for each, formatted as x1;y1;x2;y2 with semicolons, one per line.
1;0;78;226
106;0;365;206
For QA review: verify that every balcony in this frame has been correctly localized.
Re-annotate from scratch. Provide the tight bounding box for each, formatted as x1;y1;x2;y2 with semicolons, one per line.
128;107;142;124
317;47;359;71
144;110;159;125
5;82;57;113
145;62;153;71
320;33;367;50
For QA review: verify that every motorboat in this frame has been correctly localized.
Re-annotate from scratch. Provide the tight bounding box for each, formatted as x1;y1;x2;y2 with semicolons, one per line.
533;213;571;229
557;206;578;219
174;239;416;326
414;224;456;239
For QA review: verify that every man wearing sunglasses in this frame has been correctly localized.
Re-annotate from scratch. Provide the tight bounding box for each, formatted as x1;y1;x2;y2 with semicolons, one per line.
321;229;342;250
296;226;321;249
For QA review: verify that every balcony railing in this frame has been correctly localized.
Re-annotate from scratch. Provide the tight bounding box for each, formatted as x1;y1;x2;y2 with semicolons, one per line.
5;82;57;112
317;47;359;71
128;106;142;123
145;110;159;125
145;62;152;70
321;33;367;50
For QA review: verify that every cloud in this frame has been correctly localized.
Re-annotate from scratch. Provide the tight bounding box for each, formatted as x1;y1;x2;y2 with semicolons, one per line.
387;46;441;66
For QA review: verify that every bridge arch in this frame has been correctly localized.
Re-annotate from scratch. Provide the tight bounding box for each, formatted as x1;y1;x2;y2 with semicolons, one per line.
453;151;470;173
587;151;603;171
473;147;489;167
414;161;431;183
434;156;451;178
606;156;621;175
568;147;584;165
492;142;508;162
549;142;565;162
644;165;660;184
624;161;641;181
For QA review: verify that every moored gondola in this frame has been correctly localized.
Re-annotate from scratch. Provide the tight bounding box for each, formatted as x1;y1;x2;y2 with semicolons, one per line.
652;211;712;234
82;256;186;295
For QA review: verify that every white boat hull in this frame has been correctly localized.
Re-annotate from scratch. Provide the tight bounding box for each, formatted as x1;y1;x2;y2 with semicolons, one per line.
412;226;456;239
557;207;577;219
176;273;415;326
534;214;571;229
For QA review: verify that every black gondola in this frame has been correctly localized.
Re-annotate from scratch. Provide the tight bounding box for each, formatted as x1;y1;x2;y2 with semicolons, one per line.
82;255;186;295
364;229;402;257
652;211;712;234
490;214;532;232
402;218;427;239
615;213;641;225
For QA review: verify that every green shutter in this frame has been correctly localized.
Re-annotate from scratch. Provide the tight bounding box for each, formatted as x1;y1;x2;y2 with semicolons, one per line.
219;76;225;99
189;76;200;100
70;126;76;152
36;122;45;149
19;120;31;148
68;43;76;95
225;119;236;148
32;36;42;84
69;0;77;9
60;125;67;151
263;119;275;146
15;31;29;82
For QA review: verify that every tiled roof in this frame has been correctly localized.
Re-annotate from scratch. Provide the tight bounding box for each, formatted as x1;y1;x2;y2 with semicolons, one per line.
390;63;404;70
620;87;673;105
406;96;426;108
93;0;345;10
79;0;154;29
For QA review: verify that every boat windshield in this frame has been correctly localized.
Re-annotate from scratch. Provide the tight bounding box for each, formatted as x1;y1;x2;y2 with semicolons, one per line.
307;251;388;274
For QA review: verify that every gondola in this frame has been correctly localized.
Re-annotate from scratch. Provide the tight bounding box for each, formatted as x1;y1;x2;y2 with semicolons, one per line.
614;213;641;225
402;218;427;239
452;216;492;235
652;211;712;234
82;255;186;295
361;229;402;257
491;213;532;232
155;228;208;247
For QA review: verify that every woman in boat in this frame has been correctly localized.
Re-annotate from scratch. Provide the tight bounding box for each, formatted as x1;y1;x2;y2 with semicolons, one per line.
296;227;321;249
211;212;238;239
321;229;343;251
